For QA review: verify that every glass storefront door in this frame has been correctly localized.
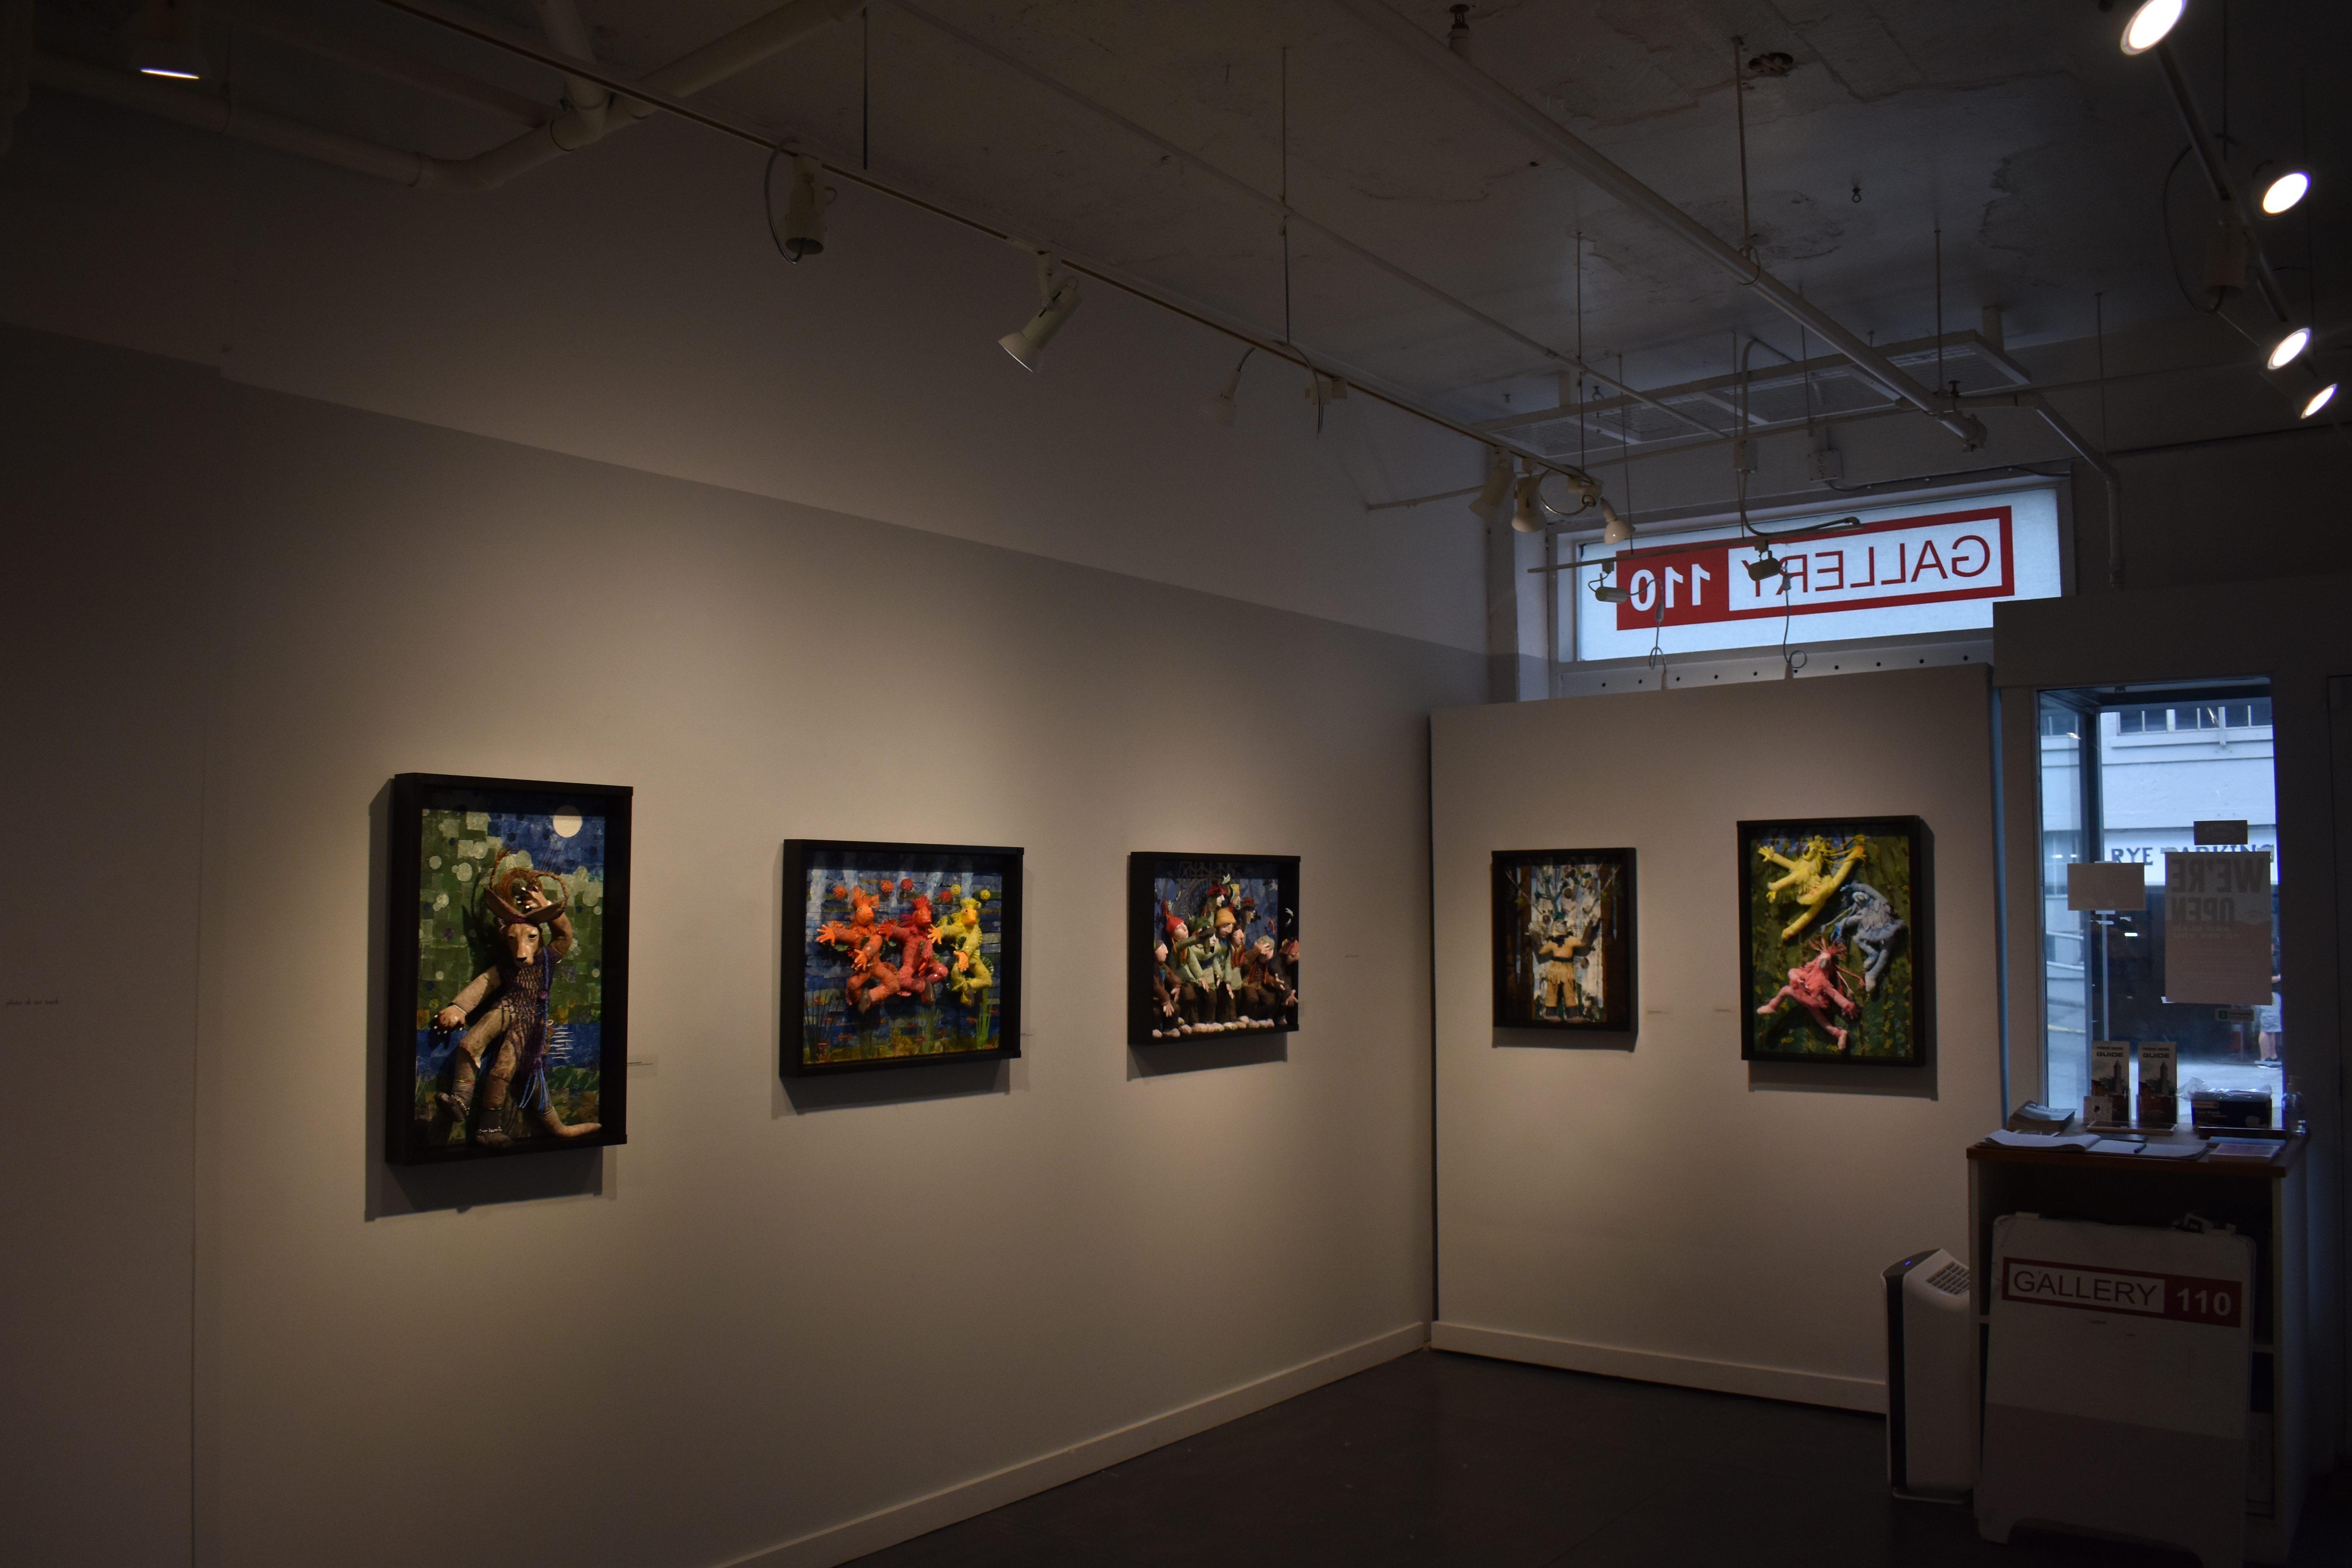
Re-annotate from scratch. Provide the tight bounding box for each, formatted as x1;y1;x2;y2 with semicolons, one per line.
2037;684;2281;1120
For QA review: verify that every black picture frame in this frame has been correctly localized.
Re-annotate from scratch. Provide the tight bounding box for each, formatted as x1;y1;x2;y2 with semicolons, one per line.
1490;847;1638;1032
781;839;1024;1077
1738;815;1931;1065
1129;853;1301;1045
385;772;632;1165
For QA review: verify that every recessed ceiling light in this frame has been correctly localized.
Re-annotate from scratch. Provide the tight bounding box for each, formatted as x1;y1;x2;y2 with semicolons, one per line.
2121;0;2185;56
2259;169;2311;215
2267;327;2310;370
2303;383;2338;419
131;0;205;80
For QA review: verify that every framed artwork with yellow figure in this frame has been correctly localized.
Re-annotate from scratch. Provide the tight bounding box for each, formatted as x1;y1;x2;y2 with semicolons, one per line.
1739;816;1929;1064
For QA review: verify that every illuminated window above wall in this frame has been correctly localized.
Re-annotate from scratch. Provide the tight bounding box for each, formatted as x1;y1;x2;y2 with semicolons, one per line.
1568;486;2063;664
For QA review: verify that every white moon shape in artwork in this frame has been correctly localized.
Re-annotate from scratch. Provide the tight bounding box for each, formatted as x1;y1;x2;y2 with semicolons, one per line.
550;812;583;838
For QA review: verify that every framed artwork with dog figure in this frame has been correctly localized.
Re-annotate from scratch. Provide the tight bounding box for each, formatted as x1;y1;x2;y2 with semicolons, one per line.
1739;815;1929;1065
386;773;631;1164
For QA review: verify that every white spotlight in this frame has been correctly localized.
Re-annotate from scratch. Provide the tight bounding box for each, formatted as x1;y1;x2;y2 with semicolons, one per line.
780;155;833;261
1510;473;1546;534
132;0;205;79
1000;276;1082;372
1467;448;1512;521
2260;169;2311;216
2304;383;2339;419
2121;0;2185;56
1597;497;1635;546
2267;327;2310;370
1200;348;1253;426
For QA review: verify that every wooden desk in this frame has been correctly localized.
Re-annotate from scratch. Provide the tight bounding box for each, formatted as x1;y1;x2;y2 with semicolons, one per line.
1967;1133;2309;1563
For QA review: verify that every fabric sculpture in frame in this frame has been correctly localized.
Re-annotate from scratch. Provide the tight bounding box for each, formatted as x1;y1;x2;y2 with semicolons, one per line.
386;773;632;1164
1490;848;1636;1031
1738;815;1930;1064
782;839;1023;1076
1128;853;1299;1045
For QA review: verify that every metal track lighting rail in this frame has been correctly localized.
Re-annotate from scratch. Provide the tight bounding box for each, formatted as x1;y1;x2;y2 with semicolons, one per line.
2147;39;2291;325
881;0;1721;444
347;0;1606;493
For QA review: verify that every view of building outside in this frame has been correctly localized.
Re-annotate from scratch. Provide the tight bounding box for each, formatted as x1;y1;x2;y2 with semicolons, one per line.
2040;693;2281;1118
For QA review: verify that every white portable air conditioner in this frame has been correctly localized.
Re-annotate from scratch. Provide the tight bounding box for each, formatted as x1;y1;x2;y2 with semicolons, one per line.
1885;1247;1979;1499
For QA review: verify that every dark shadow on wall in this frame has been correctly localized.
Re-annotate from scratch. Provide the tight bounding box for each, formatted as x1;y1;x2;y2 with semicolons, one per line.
1492;1027;1637;1052
364;780;608;1217
1128;1033;1288;1078
780;1059;1012;1112
1748;1056;1940;1100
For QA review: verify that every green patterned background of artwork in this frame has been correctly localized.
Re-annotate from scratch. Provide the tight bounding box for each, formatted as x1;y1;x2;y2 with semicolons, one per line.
410;808;607;1136
1744;829;1917;1061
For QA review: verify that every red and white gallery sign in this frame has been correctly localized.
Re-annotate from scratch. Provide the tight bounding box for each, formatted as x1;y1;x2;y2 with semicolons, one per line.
1573;486;2062;661
1999;1257;2242;1328
1615;508;2011;628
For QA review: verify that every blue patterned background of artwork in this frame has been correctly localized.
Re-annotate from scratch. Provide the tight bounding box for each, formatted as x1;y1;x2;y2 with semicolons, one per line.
799;864;1004;1063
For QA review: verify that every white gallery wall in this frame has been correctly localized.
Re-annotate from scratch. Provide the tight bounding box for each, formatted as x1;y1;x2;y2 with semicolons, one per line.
0;311;1478;1568
1428;665;2002;1410
0;89;1484;654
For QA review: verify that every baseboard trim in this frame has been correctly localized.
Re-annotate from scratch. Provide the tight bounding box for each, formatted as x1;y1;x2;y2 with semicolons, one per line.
1430;1320;1884;1414
721;1321;1432;1568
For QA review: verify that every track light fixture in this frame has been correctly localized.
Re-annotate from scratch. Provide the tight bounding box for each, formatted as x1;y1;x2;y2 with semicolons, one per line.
1746;548;1784;583
1446;4;1472;57
999;254;1082;372
778;155;833;261
2120;0;2184;56
1591;560;1628;603
1467;448;1512;521
2304;383;2339;419
1597;496;1634;546
132;0;205;80
2266;327;2311;370
1510;470;1546;534
1200;347;1253;426
2259;169;2311;216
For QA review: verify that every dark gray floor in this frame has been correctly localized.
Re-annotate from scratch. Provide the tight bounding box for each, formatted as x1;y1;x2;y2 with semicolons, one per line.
854;1348;2350;1566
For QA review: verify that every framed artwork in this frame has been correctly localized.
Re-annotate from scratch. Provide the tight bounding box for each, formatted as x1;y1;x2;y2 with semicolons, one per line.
1129;853;1299;1044
1491;848;1637;1031
1738;815;1929;1065
386;773;631;1165
782;840;1022;1076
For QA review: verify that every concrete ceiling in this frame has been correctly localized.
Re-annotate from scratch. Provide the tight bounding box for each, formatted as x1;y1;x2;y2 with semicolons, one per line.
575;0;2348;417
40;0;2352;428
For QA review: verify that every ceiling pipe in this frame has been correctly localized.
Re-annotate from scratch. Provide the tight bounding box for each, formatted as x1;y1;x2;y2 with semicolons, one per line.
529;0;606;137
417;0;866;191
27;0;864;193
29;49;428;181
209;0;548;126
1337;0;1987;450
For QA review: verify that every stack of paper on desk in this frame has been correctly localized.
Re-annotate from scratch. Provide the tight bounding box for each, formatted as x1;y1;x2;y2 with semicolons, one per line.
1983;1129;2099;1151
